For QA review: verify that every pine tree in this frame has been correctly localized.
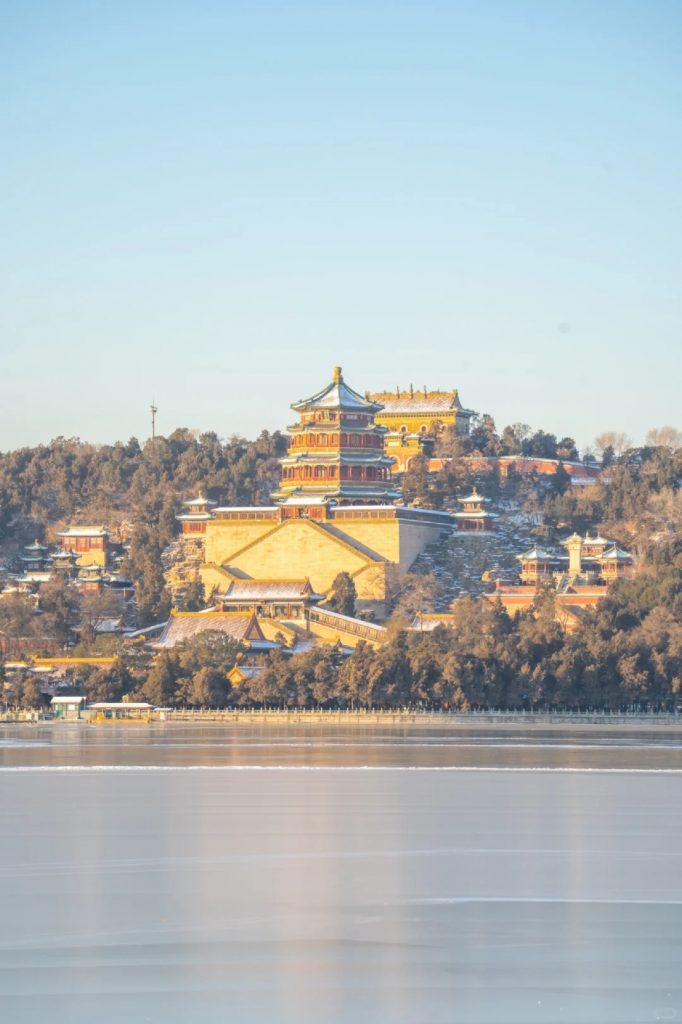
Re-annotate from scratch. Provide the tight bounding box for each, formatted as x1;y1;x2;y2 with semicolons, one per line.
327;572;357;617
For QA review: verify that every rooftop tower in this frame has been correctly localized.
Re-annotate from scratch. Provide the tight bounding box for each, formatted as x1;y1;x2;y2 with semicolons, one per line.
272;367;399;506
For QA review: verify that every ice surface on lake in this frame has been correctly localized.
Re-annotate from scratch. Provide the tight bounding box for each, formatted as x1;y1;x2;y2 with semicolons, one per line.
0;725;681;1022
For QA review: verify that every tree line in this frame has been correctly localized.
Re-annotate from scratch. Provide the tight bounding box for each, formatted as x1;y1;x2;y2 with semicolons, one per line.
8;563;677;713
0;429;287;624
1;419;679;699
0;429;287;543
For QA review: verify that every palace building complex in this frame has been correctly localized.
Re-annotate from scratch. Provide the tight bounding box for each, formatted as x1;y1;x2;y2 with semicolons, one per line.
164;368;628;645
1;528;133;607
175;368;453;616
369;386;474;472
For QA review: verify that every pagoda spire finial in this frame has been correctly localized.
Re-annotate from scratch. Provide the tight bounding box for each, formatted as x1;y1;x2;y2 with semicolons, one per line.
333;366;343;383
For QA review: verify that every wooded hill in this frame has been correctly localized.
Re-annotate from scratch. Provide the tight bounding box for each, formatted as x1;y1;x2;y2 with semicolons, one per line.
1;423;680;711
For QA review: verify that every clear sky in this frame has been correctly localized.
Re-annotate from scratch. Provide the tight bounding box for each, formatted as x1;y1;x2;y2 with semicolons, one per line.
1;0;680;453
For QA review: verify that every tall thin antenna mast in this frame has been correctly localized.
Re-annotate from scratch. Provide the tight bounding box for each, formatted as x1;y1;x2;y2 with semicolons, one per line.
150;400;158;439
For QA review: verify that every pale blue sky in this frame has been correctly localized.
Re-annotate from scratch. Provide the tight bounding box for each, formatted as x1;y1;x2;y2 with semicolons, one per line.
1;1;680;452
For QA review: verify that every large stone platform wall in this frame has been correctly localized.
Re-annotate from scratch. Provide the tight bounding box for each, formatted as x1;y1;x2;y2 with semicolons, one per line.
338;516;446;570
204;520;275;566
194;513;448;616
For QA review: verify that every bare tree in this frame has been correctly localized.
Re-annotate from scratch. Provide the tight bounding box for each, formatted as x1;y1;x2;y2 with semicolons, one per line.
594;431;631;457
387;570;443;618
79;591;124;646
645;426;682;450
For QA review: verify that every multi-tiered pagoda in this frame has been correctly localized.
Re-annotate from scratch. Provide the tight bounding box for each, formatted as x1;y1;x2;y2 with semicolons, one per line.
272;367;399;507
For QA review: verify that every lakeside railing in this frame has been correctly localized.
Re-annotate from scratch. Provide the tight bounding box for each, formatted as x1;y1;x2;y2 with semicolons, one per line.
4;708;679;725
156;707;682;724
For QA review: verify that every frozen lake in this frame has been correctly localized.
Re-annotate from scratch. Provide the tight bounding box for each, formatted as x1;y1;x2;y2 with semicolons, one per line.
0;722;680;1022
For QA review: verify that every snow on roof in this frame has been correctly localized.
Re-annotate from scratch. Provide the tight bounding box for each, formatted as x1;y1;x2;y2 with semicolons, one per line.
369;390;467;414
332;503;398;511
219;580;322;601
398;506;456;519
213;506;280;513
123;621;168;638
292;368;382;414
328;503;452;518
457;490;489;504
581;533;612;545
155;612;271;649
517;545;555;560
277;495;330;506
93;618;124;633
89;702;153;710
600;546;632;561
57;526;112;538
453;510;498;519
182;496;217;507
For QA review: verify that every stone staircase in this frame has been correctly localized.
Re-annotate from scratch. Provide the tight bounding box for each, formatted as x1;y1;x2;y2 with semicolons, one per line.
411;510;536;609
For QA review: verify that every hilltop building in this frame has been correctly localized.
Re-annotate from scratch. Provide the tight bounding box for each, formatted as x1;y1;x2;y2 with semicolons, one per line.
172;368;453;616
453;489;498;532
5;540;54;591
370;386;473;438
155;611;276;651
483;582;612;633
369;387;474;472
516;544;554;583
176;496;217;535
516;532;633;585
50;549;80;572
1;528;133;606
19;541;50;572
214;579;325;620
273;367;399;507
482;532;634;627
57;526;113;567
